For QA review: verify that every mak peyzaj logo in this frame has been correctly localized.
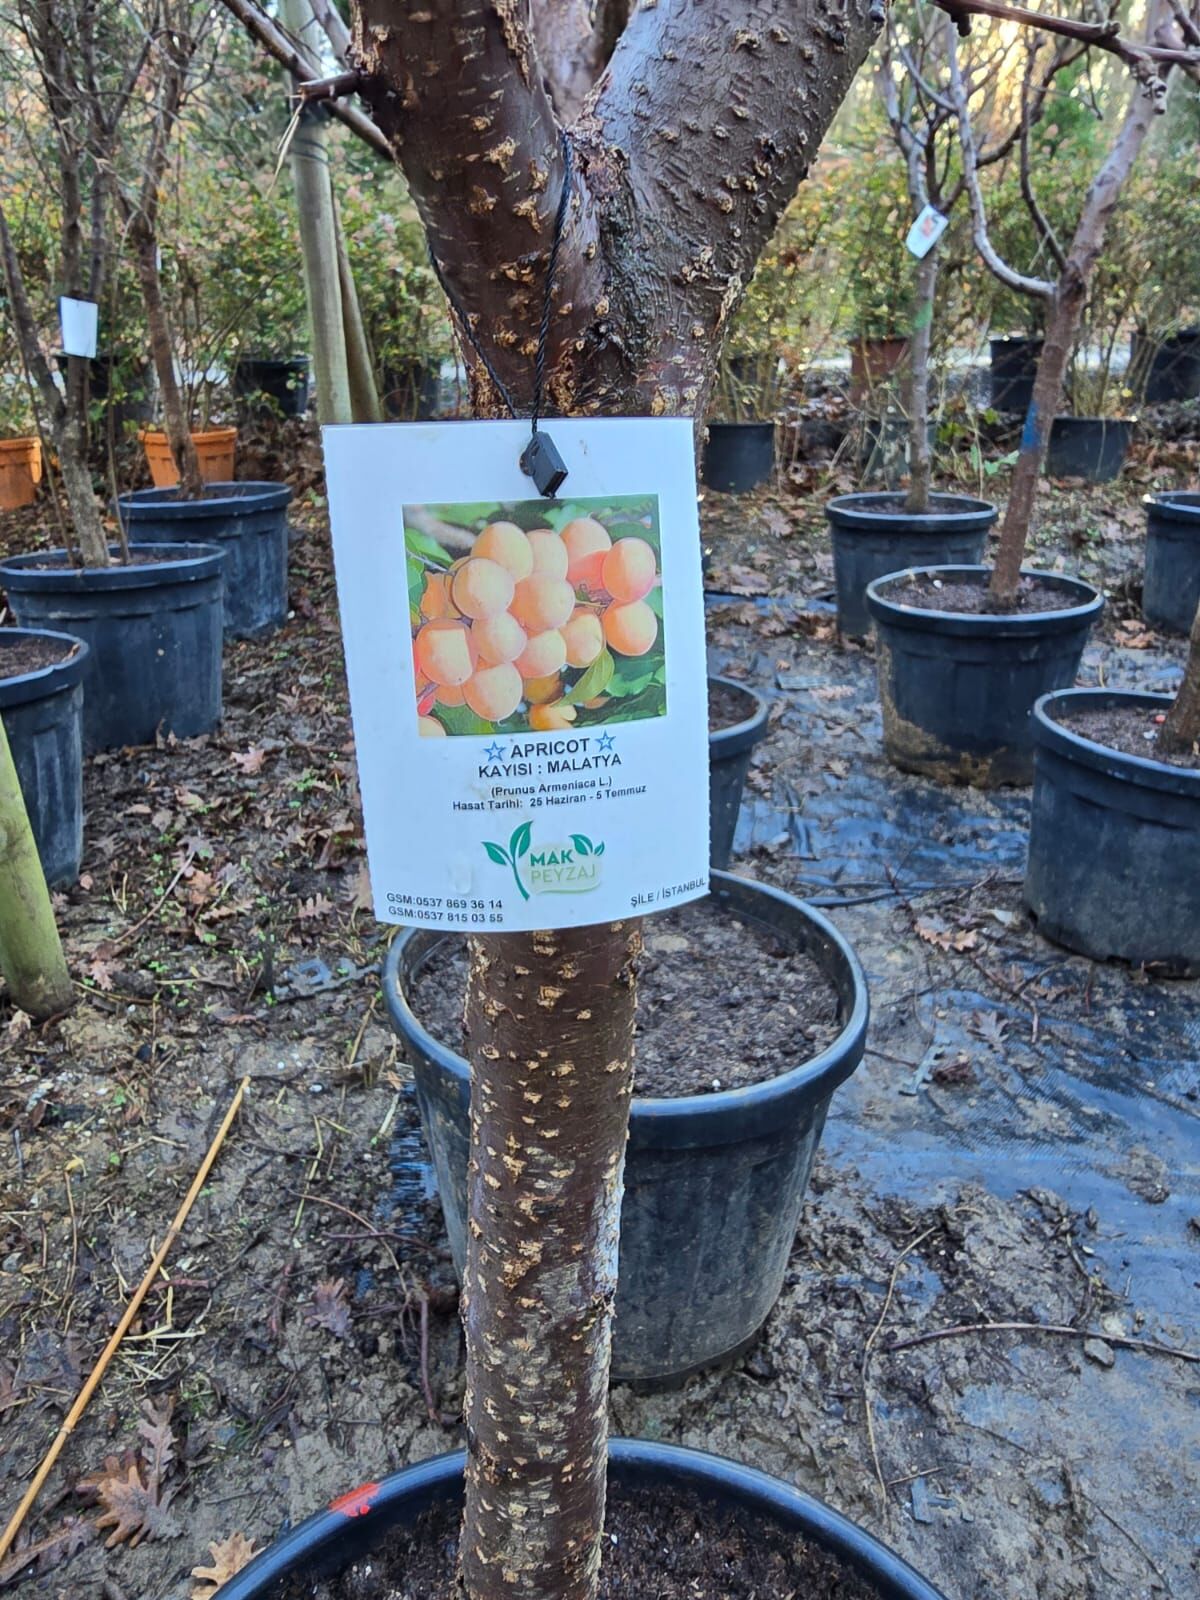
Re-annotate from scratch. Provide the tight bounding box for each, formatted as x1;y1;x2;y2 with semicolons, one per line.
483;821;605;902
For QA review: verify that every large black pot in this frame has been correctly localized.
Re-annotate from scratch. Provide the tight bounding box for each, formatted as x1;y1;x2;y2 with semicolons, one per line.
384;872;868;1384
1045;416;1134;483
215;1441;945;1600
708;675;769;868
1143;492;1200;635
825;492;998;639
116;481;291;639
866;565;1104;787
0;628;87;887
0;544;224;753
233;355;311;419
989;335;1043;413
1130;329;1200;403
1025;689;1200;974
703;421;776;493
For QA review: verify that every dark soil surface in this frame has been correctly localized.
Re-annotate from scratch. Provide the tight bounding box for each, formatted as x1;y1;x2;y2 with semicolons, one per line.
295;1483;881;1599
0;633;77;676
0;407;1196;1600
708;679;757;733
876;574;1089;616
1063;703;1200;768
409;899;842;1098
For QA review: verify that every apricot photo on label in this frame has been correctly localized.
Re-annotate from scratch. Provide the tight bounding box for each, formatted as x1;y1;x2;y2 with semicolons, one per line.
405;494;667;738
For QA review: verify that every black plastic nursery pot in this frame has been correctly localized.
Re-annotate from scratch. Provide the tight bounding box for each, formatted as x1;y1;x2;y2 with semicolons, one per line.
1045;416;1134;483
1143;491;1200;635
825;492;998;639
989;334;1043;413
116;481;292;639
0;628;87;887
0;544;224;754
1024;689;1200;975
233;355;311;418
384;871;868;1385
708;674;769;868
214;1441;945;1600
865;565;1104;787
1131;328;1200;403
702;421;776;493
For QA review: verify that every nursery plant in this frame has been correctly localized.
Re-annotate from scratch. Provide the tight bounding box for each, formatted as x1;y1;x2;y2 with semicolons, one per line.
218;0;1200;1594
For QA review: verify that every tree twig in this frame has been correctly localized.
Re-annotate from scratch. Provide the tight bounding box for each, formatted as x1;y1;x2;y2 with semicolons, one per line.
883;1319;1200;1363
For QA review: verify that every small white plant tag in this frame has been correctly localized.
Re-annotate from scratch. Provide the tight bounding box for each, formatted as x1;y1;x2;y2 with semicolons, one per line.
904;206;949;259
58;297;99;358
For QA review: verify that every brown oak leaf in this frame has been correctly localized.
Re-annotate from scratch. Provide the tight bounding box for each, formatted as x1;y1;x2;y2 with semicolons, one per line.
190;1531;261;1598
231;746;267;775
308;1277;352;1338
0;1515;95;1587
77;1454;179;1548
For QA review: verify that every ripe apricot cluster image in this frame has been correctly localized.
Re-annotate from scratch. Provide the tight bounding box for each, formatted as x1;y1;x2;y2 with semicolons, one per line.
406;497;666;737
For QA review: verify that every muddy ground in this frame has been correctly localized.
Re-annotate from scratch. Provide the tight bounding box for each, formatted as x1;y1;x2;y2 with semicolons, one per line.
0;414;1197;1600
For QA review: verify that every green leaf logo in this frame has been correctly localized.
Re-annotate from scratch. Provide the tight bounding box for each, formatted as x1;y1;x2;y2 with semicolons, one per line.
484;841;510;867
511;821;533;859
570;834;592;857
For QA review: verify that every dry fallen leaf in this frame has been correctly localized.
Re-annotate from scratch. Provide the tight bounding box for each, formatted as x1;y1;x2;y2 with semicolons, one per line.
308;1277;352;1339
231;746;267;775
86;955;115;992
299;893;335;921
0;1515;95;1587
190;1531;261;1598
77;1455;179;1548
914;917;979;953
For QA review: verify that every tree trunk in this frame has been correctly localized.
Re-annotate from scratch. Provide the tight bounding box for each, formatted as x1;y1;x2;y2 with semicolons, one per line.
342;5;884;1597
461;921;640;1600
332;199;383;423
281;0;357;425
1159;601;1200;754
988;19;1169;607
0;201;108;566
133;228;206;498
904;247;939;514
0;720;74;1020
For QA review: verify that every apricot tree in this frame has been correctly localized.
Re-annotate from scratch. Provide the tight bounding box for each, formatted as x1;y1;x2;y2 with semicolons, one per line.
216;2;1200;1597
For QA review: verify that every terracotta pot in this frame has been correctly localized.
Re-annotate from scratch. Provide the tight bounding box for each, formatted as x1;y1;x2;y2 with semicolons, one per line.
139;426;237;488
849;335;909;407
0;436;43;511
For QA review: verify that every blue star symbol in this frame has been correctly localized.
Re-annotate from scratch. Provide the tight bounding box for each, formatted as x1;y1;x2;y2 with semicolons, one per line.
484;740;505;762
596;732;615;753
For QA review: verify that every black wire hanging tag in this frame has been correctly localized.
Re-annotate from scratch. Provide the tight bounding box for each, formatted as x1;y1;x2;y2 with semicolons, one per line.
519;130;574;498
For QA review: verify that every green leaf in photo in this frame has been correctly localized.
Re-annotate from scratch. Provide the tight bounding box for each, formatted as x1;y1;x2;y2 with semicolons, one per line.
405;525;455;566
434;702;495;737
562;647;614;706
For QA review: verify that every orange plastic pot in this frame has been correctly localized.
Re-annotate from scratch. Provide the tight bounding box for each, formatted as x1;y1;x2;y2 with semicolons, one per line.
0;436;43;510
140;426;237;488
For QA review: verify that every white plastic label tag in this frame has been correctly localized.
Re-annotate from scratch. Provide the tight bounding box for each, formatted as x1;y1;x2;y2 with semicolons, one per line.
904;205;949;259
324;417;711;933
58;297;99;358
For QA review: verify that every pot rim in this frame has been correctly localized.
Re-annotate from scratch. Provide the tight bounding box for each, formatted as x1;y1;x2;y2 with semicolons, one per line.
0;626;89;708
0;436;42;455
1143;490;1200;525
989;333;1044;349
866;565;1104;636
383;870;868;1139
137;425;238;445
116;481;292;518
708;673;770;760
1048;415;1137;430
214;1439;946;1600
1032;688;1199;797
825;491;997;530
705;419;776;435
0;543;225;590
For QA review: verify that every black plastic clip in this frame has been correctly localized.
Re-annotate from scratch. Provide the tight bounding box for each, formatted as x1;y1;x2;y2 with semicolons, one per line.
520;430;568;499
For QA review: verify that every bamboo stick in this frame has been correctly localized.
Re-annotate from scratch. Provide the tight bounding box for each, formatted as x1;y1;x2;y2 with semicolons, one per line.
0;1076;250;1565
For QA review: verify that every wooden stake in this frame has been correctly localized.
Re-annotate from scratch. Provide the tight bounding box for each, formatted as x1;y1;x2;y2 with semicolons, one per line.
0;1076;250;1566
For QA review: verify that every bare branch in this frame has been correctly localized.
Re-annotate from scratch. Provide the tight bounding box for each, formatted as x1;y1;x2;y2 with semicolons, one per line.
1019;45;1067;271
947;27;1055;300
935;0;1197;90
219;0;393;159
307;0;352;63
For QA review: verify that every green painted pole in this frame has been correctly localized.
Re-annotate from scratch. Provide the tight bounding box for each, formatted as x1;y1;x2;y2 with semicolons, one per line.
0;717;73;1018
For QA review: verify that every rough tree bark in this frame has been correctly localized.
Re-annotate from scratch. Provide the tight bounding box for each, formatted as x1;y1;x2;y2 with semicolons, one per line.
903;242;939;513
985;0;1171;606
0;720;74;1020
339;4;884;1598
460;923;639;1600
1159;600;1200;754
